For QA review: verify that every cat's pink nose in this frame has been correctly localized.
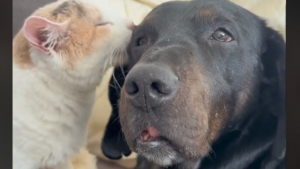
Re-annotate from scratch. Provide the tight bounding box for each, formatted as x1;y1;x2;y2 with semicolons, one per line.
126;21;135;30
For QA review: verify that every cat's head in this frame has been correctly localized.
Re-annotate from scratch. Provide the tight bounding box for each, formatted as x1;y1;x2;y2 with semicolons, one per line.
18;0;133;89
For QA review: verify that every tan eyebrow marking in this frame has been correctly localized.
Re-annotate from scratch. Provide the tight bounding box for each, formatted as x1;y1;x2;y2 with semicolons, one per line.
198;8;215;18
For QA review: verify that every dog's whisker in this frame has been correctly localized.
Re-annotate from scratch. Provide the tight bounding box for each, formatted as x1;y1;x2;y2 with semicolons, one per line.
111;116;120;125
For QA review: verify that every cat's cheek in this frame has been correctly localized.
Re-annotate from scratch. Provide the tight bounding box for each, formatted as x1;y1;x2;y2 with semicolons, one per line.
95;26;111;43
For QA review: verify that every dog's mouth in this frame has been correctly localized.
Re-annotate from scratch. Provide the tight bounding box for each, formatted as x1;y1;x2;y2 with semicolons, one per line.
139;127;161;143
134;127;183;166
137;127;172;146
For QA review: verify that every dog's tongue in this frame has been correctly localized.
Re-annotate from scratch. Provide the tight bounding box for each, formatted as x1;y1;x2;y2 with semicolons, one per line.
140;127;161;142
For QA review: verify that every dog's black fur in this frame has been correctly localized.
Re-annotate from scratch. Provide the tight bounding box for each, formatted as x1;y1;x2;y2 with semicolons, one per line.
101;66;132;160
101;0;285;168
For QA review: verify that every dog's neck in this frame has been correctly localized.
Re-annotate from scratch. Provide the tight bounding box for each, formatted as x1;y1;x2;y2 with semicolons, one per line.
135;157;201;169
168;159;201;169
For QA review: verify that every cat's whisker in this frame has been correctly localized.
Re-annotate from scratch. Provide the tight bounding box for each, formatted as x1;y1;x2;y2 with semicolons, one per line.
118;53;122;66
104;45;116;73
103;56;110;74
120;57;126;80
109;46;115;68
112;49;118;67
108;45;123;90
115;46;127;80
112;71;122;90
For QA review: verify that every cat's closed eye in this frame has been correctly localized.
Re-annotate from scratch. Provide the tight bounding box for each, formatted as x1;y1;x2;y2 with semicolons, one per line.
95;22;112;26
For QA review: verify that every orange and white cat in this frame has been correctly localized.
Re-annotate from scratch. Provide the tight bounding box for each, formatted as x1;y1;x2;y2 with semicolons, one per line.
13;0;133;169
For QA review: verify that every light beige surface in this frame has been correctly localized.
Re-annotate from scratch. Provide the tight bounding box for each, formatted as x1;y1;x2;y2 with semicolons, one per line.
71;148;98;169
86;0;286;168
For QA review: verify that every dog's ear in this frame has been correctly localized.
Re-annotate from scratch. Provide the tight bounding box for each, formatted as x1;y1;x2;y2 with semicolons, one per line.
101;67;132;160
260;26;286;168
260;26;285;117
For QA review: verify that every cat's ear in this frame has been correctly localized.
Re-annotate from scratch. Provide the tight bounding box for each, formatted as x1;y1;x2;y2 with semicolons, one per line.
22;16;70;54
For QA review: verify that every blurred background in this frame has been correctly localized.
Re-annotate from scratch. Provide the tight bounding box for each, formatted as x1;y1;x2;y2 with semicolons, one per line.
13;0;286;168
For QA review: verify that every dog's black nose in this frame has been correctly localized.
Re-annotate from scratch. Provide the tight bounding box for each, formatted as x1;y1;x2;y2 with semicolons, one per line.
124;64;179;109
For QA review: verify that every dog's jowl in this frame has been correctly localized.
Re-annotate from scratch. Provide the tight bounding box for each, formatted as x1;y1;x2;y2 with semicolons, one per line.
102;0;286;168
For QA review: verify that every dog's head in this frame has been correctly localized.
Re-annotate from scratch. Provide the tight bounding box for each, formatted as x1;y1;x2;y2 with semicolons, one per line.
119;0;285;167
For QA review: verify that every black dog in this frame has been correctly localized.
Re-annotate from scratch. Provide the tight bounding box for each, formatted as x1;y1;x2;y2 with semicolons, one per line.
102;0;286;168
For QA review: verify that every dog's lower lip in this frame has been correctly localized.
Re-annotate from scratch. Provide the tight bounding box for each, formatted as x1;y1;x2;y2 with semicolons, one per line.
137;137;160;144
136;136;165;149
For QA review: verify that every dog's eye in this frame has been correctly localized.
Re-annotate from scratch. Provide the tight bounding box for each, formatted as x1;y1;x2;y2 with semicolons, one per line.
212;29;233;42
136;37;147;46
